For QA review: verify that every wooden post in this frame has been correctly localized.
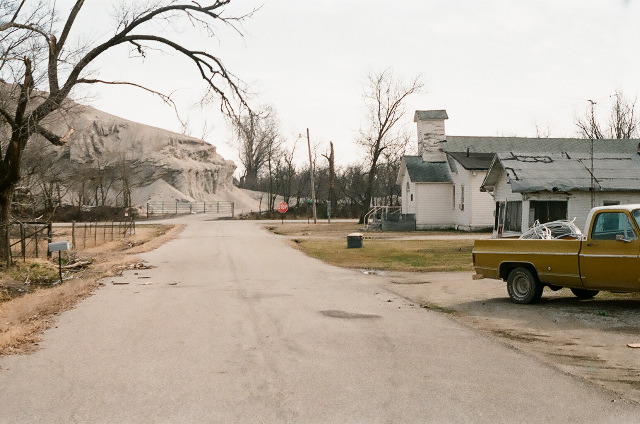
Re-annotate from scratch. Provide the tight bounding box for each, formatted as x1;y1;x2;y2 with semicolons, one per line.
20;223;25;262
34;224;39;258
47;223;52;258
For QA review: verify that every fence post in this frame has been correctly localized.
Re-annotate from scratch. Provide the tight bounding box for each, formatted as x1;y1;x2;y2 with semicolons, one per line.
147;203;149;219
72;221;76;249
20;223;25;262
111;221;114;240
34;224;39;258
47;223;52;258
203;202;206;213
94;221;98;246
232;202;235;218
175;201;178;215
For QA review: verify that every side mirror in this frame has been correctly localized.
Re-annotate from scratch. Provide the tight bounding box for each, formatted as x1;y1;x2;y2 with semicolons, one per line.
616;234;633;243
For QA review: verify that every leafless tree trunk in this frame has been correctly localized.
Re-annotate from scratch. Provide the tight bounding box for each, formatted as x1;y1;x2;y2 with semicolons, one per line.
322;141;337;221
357;69;423;223
0;0;251;265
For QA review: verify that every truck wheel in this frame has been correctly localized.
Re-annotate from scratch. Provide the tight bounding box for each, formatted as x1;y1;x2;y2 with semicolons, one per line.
507;267;543;304
570;288;599;299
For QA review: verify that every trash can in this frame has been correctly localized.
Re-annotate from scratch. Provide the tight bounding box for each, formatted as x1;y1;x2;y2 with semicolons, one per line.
347;232;364;249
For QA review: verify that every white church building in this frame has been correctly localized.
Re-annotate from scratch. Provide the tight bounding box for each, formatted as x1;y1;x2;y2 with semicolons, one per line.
396;110;495;230
397;109;640;233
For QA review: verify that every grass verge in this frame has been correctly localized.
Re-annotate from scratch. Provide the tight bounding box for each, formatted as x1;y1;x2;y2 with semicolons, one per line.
292;238;474;272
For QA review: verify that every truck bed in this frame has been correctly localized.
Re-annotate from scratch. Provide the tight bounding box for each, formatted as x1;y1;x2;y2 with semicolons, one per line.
473;238;583;287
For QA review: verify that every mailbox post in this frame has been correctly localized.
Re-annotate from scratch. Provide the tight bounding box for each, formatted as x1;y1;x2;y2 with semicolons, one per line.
48;241;70;284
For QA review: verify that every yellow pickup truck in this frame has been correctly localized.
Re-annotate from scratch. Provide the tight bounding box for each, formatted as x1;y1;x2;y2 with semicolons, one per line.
472;204;640;304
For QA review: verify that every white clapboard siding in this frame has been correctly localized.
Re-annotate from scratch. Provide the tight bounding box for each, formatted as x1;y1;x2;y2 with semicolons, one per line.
415;183;453;229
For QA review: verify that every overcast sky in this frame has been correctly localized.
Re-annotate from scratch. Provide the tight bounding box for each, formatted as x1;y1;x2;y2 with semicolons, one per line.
67;0;640;172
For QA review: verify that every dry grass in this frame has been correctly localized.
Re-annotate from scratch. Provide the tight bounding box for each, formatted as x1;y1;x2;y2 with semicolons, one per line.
0;224;183;355
293;238;474;272
266;222;483;239
266;222;478;272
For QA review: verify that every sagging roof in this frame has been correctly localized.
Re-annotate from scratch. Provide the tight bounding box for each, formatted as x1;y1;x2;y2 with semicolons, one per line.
482;152;640;193
402;156;451;183
447;152;495;170
414;110;448;121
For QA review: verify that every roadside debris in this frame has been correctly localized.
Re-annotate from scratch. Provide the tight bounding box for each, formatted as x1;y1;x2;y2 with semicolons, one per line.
627;343;640;348
112;281;129;285
64;258;92;270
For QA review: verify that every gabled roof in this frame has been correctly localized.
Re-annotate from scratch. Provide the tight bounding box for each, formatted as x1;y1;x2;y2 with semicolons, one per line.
482;152;640;193
447;152;495;170
402;156;452;183
444;136;640;156
414;110;448;121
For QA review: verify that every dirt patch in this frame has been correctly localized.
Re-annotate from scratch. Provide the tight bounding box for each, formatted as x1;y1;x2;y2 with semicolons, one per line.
0;224;183;355
381;271;640;404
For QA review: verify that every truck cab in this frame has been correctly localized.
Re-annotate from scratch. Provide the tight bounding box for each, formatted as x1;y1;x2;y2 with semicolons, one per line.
579;205;640;291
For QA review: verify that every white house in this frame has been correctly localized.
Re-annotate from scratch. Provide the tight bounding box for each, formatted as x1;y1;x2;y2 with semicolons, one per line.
397;110;495;230
397;109;640;232
481;146;640;236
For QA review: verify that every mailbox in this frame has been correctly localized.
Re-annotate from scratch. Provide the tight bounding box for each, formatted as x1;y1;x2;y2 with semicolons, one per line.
48;241;70;253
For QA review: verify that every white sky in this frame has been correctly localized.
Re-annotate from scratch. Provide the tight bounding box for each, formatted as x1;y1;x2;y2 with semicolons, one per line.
63;0;640;174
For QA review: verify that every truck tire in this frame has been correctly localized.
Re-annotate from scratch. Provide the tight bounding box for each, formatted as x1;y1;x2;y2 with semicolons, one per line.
507;267;543;304
570;288;599;299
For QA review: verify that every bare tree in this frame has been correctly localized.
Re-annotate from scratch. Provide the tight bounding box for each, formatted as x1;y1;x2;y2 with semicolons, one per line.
232;105;281;190
357;69;423;223
0;0;251;264
322;141;337;221
575;91;639;139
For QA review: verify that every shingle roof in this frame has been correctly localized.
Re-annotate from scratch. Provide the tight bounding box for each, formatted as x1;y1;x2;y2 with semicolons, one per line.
404;156;451;183
414;110;449;121
485;152;640;193
447;152;495;170
444;136;640;155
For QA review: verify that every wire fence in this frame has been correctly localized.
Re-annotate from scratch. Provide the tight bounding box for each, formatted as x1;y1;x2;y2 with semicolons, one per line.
9;219;136;262
146;201;234;218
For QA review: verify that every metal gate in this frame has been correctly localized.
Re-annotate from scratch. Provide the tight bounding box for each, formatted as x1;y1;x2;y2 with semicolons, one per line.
146;201;234;218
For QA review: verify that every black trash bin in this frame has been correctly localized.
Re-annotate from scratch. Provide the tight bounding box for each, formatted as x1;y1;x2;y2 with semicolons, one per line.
347;232;364;249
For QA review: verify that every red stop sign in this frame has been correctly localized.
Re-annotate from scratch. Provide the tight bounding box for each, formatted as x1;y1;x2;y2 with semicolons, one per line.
277;202;289;213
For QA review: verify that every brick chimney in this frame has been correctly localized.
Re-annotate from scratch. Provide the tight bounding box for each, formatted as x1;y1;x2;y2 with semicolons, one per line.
415;110;448;162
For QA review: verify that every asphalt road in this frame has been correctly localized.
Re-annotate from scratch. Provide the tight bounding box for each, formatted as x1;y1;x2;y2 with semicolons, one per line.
0;219;638;423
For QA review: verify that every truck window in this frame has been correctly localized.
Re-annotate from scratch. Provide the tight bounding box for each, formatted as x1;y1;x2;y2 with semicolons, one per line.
591;212;638;240
634;209;640;229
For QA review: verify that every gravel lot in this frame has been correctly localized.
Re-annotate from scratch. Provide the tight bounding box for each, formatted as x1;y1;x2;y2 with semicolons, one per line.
379;270;640;404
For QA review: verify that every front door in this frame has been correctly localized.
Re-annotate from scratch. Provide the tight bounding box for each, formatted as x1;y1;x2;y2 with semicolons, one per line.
579;211;640;290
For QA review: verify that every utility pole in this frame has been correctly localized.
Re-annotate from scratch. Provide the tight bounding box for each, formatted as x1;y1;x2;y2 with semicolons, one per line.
306;128;317;224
